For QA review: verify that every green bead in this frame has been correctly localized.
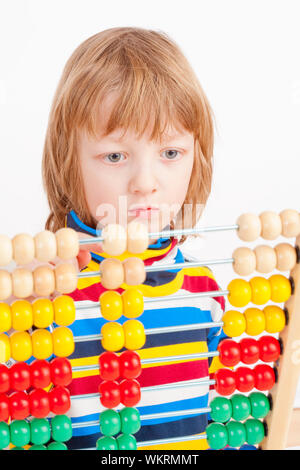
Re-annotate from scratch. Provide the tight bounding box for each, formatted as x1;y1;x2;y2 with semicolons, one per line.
226;421;246;448
117;434;137;450
30;418;51;445
96;436;118;450
29;444;47;450
120;407;141;434
51;415;72;442
249;392;270;419
10;420;31;447
210;397;232;423
206;423;228;450
231;394;251;421
47;441;68;450
100;409;121;436
0;422;10;449
244;419;265;445
10;446;24;450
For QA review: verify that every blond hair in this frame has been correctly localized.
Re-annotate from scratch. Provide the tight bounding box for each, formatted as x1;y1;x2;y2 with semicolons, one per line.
42;27;215;244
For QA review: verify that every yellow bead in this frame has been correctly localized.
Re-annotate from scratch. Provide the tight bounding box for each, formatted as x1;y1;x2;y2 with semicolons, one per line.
244;308;266;336
227;279;252;307
32;298;54;328
269;274;292;303
123;319;146;350
222;310;246;337
53;295;76;326
11;300;33;331
32;329;53;360
121;288;144;319
249;277;271;305
0;303;11;333
0;333;11;362
52;326;74;357
10;331;32;361
264;305;286;333
99;291;123;321
101;322;125;352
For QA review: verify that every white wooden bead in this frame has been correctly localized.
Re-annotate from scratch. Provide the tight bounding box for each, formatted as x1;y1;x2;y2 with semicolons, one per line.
259;211;282;240
236;213;261;241
123;257;146;285
12;233;35;265
280;209;300;238
0;235;13;266
127;222;149;254
275;243;297;271
232;247;256;276
12;268;34;298
100;258;124;289
55;228;79;260
55;263;78;293
34;230;57;262
254;245;277;273
102;224;127;256
33;265;56;296
0;270;12;300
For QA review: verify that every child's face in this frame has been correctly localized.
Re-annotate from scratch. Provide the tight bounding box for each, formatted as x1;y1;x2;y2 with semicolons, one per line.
78;94;195;243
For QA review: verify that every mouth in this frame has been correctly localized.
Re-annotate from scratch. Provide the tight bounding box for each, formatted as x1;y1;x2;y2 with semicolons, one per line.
128;207;160;219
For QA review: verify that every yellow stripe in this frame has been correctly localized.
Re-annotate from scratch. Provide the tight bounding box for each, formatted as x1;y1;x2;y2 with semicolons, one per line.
137;434;209;450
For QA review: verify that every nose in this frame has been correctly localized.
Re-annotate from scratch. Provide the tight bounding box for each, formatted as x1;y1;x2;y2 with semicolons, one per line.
129;162;159;196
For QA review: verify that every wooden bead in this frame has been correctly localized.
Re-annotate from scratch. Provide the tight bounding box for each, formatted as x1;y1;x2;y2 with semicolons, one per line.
236;214;261;241
55;263;78;294
123;258;146;286
55;228;79;260
259;211;282;240
232;247;256;276
33;266;55;296
12;233;35;265
102;224;127;256
0;270;12;300
275;243;297;271
254;245;277;273
280;209;300;238
12;268;34;298
0;235;13;266
34;230;57;262
100;258;124;289
127;222;149;254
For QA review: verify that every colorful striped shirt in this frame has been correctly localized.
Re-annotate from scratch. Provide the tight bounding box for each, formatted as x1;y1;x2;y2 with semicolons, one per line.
65;211;226;450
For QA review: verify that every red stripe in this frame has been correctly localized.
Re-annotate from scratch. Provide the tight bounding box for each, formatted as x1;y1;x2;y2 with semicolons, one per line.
68;360;208;396
182;274;225;311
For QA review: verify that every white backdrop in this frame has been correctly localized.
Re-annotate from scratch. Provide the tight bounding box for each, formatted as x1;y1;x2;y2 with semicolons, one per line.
0;0;299;449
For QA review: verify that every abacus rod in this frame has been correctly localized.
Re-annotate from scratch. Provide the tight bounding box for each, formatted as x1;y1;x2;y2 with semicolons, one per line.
72;350;220;372
74;321;224;343
137;433;207;447
77;259;233;278
78;224;239;245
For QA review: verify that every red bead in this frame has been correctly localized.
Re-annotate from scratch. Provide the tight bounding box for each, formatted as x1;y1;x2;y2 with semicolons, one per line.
49;386;71;414
258;336;281;363
240;338;260;365
9;391;30;420
0;393;10;421
214;369;236;396
10;362;31;391
119;379;141;407
30;359;51;389
50;357;72;386
235;366;255;392
218;339;241;367
98;380;120;408
0;365;10;394
99;352;120;381
254;364;275;391
119;351;142;379
29;388;50;418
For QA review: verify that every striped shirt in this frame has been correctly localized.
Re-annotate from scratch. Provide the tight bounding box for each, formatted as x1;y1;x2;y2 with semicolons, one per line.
65;211;226;450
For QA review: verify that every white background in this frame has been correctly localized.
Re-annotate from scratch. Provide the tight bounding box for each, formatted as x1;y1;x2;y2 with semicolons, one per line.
0;0;299;448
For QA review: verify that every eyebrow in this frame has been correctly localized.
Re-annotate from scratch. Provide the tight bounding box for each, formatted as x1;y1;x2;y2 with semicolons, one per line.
104;132;189;143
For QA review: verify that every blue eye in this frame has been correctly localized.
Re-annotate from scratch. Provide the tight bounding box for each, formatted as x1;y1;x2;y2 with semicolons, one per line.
162;149;180;160
104;153;125;163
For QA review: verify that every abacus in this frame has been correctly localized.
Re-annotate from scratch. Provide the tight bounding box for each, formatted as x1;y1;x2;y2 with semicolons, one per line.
0;210;299;450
